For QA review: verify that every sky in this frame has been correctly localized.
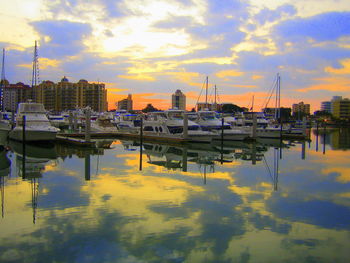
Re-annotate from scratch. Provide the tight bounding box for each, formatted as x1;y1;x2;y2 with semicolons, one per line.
1;0;350;112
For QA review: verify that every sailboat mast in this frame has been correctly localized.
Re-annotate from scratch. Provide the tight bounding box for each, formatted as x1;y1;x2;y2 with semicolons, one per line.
274;74;281;120
214;85;217;105
205;76;208;109
277;73;281;121
1;48;5;111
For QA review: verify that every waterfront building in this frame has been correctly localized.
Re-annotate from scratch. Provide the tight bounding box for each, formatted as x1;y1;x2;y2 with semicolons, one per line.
35;80;56;111
331;96;350;120
117;94;133;111
321;101;331;113
171;89;186;110
3;80;33;112
34;77;108;112
292;101;310;116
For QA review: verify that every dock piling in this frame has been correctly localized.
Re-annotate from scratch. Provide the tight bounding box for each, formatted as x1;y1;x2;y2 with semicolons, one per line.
22;115;26;179
85;109;91;142
183;114;188;139
139;118;143;171
252;113;257;139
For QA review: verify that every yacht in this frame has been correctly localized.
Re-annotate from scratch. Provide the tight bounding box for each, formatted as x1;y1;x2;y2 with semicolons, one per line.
0;112;12;145
9;102;60;142
143;109;215;142
188;110;251;141
114;113;141;133
90;113;118;133
48;113;70;129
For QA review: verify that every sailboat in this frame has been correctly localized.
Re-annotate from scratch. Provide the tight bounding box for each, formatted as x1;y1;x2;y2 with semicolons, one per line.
192;76;251;141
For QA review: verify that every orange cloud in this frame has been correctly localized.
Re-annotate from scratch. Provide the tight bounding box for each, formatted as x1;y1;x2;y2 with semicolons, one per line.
118;74;156;81
297;77;350;93
325;58;350;74
252;75;263;80
215;70;244;79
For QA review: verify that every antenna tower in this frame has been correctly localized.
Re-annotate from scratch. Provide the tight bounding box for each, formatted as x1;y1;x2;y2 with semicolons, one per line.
31;41;40;88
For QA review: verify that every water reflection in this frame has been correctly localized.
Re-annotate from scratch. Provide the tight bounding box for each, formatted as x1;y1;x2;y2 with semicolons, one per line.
0;130;349;262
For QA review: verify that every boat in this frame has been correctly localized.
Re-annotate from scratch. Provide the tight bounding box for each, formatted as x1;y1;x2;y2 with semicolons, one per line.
114;113;141;133
187;110;251;141
143;109;215;142
90;113;119;133
0;112;11;146
8;102;60;142
48;113;70;129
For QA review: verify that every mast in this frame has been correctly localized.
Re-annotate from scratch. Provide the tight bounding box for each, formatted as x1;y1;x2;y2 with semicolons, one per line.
214;85;217;105
1;48;5;111
205;76;208;109
277;73;281;121
274;73;281;121
214;84;217;111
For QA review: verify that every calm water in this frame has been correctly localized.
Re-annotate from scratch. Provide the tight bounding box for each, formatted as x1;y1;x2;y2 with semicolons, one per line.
0;129;349;263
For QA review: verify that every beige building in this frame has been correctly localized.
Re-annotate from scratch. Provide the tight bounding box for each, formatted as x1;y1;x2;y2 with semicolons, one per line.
117;94;133;111
292;101;310;115
2;80;33;112
331;96;350;120
34;77;108;112
171;89;186;110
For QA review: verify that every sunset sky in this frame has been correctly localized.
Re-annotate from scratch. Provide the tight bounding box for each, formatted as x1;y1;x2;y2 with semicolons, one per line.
1;0;350;112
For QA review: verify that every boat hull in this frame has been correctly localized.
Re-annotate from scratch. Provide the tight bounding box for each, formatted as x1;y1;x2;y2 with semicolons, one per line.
9;127;58;142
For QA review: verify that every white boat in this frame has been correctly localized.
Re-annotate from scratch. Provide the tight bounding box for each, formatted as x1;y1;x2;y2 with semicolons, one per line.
90;113;118;133
188;110;251;141
115;113;141;133
143;109;215;142
9;102;60;142
48;114;69;129
0;112;12;146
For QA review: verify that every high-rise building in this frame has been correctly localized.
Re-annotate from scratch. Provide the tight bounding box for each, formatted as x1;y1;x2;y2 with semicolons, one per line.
117;94;133;111
3;81;33;112
331;96;350;120
292;101;310;116
35;80;56;111
321;101;331;113
171;89;186;110
34;77;107;112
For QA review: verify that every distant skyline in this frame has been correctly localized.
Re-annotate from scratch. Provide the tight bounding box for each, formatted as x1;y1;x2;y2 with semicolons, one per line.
1;0;350;112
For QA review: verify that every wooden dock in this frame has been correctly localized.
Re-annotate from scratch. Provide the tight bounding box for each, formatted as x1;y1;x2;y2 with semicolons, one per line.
56;135;96;147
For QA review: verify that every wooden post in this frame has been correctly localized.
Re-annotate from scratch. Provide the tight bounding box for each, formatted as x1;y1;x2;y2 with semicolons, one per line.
252;113;257;139
68;111;73;131
85;152;90;181
323;125;326;154
182;145;188;172
11;111;15;129
85;109;91;142
73;112;78;131
183;113;188;139
302;116;307;137
139;118;143;171
221;118;224;164
251;142;256;165
22;115;26;179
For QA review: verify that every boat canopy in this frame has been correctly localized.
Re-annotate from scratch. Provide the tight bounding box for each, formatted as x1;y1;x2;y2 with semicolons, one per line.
18;103;46;113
